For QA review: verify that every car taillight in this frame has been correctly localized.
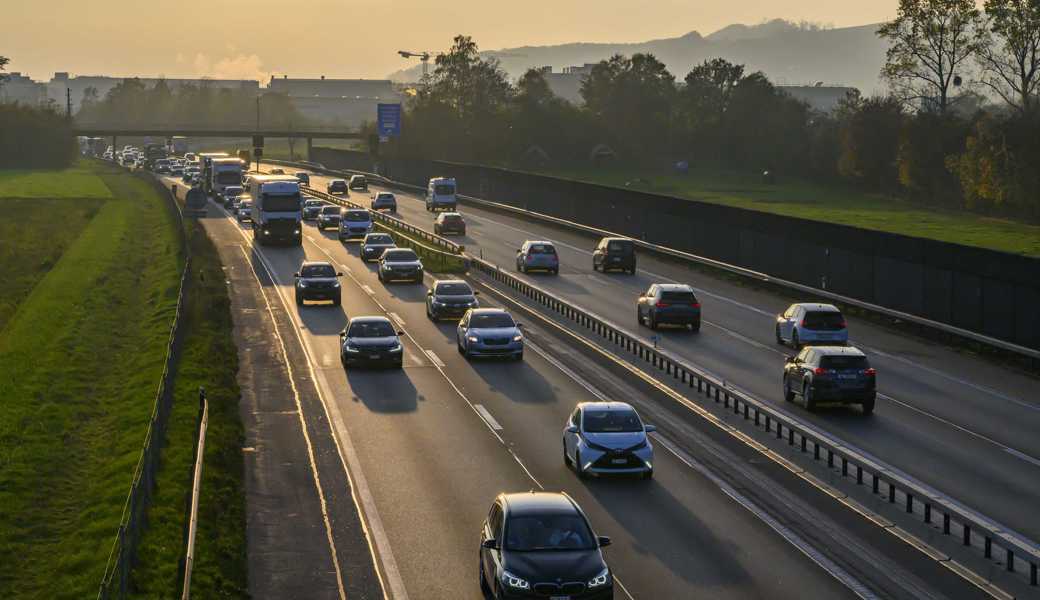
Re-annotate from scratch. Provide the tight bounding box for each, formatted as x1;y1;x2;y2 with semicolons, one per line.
691;303;701;309
863;368;877;376
800;320;807;327
839;320;847;328
814;367;828;375
656;302;670;308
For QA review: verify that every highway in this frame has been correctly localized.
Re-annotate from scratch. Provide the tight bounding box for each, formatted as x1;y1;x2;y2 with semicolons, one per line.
163;172;992;599
277;166;1040;545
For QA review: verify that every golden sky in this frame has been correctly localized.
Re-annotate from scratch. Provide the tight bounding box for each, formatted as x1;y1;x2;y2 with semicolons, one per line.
4;0;899;81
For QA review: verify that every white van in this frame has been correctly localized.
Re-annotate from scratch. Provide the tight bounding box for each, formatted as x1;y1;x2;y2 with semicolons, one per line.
425;177;457;212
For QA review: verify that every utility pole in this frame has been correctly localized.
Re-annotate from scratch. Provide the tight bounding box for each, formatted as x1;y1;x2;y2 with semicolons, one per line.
66;88;72;120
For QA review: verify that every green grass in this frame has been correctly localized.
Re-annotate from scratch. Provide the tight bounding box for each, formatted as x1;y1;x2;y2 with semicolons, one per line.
0;163;182;598
0;198;103;331
538;166;1040;258
0;160;114;198
128;216;247;598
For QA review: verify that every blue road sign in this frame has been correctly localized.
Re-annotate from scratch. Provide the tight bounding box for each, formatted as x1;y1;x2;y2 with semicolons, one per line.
377;103;402;137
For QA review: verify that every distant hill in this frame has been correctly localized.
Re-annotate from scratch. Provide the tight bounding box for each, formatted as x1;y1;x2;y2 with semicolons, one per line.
389;19;888;96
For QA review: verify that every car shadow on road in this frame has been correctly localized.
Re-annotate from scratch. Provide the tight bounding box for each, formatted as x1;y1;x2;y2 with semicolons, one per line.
296;303;348;336
467;358;558;404
344;367;420;413
580;476;753;588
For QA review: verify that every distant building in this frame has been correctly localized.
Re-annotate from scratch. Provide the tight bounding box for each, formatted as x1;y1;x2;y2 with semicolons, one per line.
778;84;858;112
268;75;404;126
540;64;597;104
0;72;48;106
45;72;259;113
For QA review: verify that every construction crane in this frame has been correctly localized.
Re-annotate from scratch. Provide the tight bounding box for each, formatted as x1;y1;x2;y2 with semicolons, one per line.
398;50;433;79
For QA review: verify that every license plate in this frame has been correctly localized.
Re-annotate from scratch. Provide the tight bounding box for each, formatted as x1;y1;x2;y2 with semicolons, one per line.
838;374;857;380
611;458;628;465
550;596;570;600
611;257;620;262
368;354;381;359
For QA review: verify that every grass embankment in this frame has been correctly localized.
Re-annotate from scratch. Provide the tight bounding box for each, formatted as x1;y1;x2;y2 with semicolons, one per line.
129;212;247;598
539;166;1040;258
0;162;181;598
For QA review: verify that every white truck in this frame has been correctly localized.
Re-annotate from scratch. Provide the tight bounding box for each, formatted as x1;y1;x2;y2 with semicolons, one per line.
210;157;244;202
248;174;303;246
425;177;457;212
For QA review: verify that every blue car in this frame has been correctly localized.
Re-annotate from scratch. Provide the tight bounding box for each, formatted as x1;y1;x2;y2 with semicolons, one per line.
776;303;849;348
564;402;656;480
456;308;523;360
516;240;559;274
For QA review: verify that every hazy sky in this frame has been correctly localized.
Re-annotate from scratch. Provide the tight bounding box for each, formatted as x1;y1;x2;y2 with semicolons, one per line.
4;0;899;82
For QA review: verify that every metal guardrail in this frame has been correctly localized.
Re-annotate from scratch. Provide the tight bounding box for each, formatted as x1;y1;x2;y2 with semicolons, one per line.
468;255;1040;588
181;388;209;600
270;158;1040;361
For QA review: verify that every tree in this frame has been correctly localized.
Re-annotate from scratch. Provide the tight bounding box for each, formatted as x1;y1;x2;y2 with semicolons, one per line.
977;0;1040;113
949;111;1040;216
581;53;676;157
682;58;745;124
837;96;904;190
0;55;8;86
878;0;984;113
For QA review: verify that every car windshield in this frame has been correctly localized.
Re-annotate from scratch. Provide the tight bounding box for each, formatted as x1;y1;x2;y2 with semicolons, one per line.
296;173;308;179
470;313;515;328
820;355;870;370
803;311;845;330
352;177;366;184
348;320;395;338
224;186;243;196
505;514;596;551
345;211;370;222
376;194;394;201
527;244;556;255
301;264;336;278
434;184;454;195
661;291;696;303
583;409;643;432
321;206;340;215
217;172;240;184
330;181;346;188
305;200;324;207
436;283;472;295
384;249;418;262
366;234;394;245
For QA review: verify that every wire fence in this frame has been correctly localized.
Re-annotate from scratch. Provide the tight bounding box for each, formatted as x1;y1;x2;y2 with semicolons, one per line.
96;171;193;599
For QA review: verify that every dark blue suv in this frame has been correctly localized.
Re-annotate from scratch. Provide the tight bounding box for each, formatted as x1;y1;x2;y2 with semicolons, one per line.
637;283;701;332
783;345;877;414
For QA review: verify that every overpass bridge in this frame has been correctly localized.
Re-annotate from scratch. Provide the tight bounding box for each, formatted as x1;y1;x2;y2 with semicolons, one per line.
73;124;364;155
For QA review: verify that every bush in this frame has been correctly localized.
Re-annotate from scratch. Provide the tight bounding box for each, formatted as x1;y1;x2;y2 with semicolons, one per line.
0;103;77;169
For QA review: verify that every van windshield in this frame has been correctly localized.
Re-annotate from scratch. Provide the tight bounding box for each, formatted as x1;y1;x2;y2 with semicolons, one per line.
260;193;300;212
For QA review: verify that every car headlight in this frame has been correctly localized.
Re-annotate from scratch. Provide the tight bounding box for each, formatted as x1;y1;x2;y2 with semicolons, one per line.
298;280;308;288
467;335;479;343
332;281;340;287
389;343;403;353
512;334;523;342
293;229;300;235
345;344;360;353
588;567;610;588
502;571;530;590
431;300;443;306
263;229;270;235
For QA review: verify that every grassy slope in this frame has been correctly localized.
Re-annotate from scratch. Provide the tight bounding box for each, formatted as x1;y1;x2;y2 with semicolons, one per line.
0;163;181;598
0;162;114;198
129;217;247;598
540;167;1040;258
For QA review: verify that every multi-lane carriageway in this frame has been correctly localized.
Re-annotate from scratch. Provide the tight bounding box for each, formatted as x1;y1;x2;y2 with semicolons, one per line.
165;168;1036;600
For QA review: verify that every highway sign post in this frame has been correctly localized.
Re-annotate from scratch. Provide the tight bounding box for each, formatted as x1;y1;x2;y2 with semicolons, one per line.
377;103;402;138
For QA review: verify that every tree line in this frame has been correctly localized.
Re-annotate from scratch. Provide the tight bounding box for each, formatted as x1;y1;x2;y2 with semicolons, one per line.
387;0;1040;220
0;55;78;168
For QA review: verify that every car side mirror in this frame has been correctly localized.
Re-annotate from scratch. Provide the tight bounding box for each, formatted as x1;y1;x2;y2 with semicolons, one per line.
293;272;300;278
597;536;612;548
473;291;480;296
482;539;498;549
516;249;522;254
427;290;433;296
515;323;522;328
337;272;344;277
566;425;578;434
397;330;405;336
644;424;657;433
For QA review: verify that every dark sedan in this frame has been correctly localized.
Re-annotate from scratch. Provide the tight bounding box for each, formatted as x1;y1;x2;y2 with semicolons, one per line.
317;205;342;231
339;316;404;368
426;279;479;320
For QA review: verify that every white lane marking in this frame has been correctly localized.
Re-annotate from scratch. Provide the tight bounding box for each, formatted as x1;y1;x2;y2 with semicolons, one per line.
424;349;445;368
304;236;546;490
341;264;352;273
612;575;637;600
474;404;503;431
389;312;405;327
529;330;875;599
236;245;348;600
362;284;375;295
653;434;879;600
227;225;406;599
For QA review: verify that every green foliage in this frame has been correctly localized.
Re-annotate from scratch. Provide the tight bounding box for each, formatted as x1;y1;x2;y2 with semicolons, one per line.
977;0;1040;112
0;103;78;168
949;111;1040;217
581;53;676;156
897;111;967;202
0;160;113;197
837;95;904;190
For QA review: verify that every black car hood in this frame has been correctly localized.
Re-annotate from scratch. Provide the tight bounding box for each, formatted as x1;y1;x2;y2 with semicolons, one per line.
503;549;605;583
346;336;399;348
433;294;475;304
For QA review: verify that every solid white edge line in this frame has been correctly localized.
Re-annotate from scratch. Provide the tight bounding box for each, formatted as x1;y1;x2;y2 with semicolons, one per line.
223;208;405;600
424;349;445;368
235;244;348;600
473;404;503;431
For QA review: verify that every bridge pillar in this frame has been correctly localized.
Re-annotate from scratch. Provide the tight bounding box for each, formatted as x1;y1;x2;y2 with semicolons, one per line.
306;137;313;160
112;135;117;157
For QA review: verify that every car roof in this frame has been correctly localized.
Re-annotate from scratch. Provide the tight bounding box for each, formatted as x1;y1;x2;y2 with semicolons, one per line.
345;208;369;213
793;303;841;312
469;308;509;316
577;401;637;413
300;260;333;268
364;232;393;239
434;279;468;286
656;283;694;292
349;315;391;324
500;492;579;517
330;178;346;183
524;240;554;246
440;211;462;217
602;236;632;242
811;345;866;357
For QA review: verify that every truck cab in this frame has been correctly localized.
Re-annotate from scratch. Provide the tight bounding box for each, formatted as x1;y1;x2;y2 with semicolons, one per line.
249;174;303;246
210;157;244;202
197;152;230;197
425;177;457;212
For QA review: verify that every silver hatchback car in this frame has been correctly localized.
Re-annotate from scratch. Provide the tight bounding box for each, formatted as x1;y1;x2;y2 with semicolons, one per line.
776;303;849;348
564;402;656;480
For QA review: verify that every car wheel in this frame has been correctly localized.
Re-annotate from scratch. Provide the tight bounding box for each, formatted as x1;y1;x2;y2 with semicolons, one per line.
563;441;572;466
637;308;645;326
575;450;588;480
804;383;817;412
479;559;491;597
514;350;523;361
649;312;658;330
642;469;654;481
791;329;801;349
629;266;636;275
862;395;876;416
783;375;795;402
340;352;347;366
457;337;465;355
592;262;599;272
332;296;341;307
690;321;701;333
295;294;303;306
552;267;559;275
775;324;784;345
426;304;436;321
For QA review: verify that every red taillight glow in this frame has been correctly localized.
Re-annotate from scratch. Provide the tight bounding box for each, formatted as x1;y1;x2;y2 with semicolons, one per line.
864;368;877;376
839;320;847;328
800;320;806;327
814;367;828;375
691;303;701;309
656;302;670;308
